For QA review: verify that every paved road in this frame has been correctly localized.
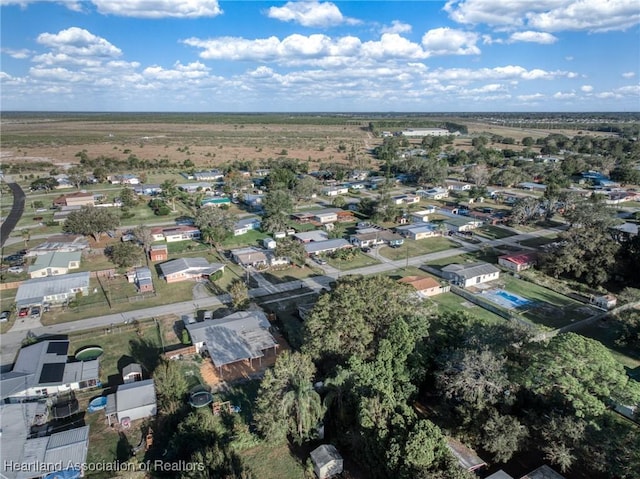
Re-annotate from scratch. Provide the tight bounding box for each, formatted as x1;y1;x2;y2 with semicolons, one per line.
0;224;562;366
0;183;26;247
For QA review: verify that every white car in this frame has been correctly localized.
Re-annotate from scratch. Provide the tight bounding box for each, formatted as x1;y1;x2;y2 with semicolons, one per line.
7;266;24;274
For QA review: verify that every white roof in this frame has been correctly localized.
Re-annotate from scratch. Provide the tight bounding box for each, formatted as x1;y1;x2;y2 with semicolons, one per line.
310;444;342;468
115;379;156;413
15;271;90;306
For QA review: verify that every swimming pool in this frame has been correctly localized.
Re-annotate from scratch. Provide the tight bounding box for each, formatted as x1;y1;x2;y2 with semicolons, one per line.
482;289;531;310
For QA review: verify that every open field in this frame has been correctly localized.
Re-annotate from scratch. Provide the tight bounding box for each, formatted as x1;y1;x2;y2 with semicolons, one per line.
378;237;461;260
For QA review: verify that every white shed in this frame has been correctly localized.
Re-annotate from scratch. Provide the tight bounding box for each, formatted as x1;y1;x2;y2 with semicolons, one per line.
310;444;343;479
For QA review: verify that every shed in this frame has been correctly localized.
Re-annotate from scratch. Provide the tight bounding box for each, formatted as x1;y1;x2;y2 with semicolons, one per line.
106;379;156;426
122;363;143;384
520;465;566;479
310;444;343;479
446;437;487;472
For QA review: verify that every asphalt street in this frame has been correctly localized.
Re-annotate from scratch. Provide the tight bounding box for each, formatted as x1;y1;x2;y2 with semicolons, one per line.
0;183;26;247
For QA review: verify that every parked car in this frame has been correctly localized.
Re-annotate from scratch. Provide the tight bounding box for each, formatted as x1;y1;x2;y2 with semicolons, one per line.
4;254;24;263
18;307;29;317
0;311;10;322
30;306;41;318
361;247;372;253
313;256;327;265
7;266;24;274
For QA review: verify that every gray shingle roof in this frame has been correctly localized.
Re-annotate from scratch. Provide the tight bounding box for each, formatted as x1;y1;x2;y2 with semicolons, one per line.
158;257;223;277
442;262;500;279
114;379;156;413
304;239;351;254
15;272;90;306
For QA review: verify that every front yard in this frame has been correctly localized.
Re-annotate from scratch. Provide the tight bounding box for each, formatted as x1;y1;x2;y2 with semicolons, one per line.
378;237;460;261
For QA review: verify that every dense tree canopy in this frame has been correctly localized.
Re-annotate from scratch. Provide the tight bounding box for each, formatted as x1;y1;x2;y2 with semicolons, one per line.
63;206;120;241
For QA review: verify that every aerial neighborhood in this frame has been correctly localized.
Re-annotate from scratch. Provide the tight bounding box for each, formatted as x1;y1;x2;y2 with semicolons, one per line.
1;113;639;479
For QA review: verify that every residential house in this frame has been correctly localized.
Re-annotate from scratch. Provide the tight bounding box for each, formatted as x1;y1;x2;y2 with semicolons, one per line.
591;294;617;310
243;193;264;209
27;234;89;257
134;184;162;195
313;209;340;224
15;271;91;309
304;239;352;256
234;217;262;236
410;207;436;223
162;226;201;242
133;266;154;292
310;444;344;479
262;237;277;249
149;244;168;262
53;191;95;207
445;180;473;192
416;187;449;200
442;262;500;288
0;402;90;479
294;230;329;243
106;379;157;426
398;276;448;297
159;258;224;283
498;252;537;272
0;339;100;402
350;226;404;248
201;197;231;207
28;251;82;278
391;194;420;205
446;437;487;473
180;182;213;193
231;247;269;267
395;223;441;240
614;222;640;238
520;465;566;479
444;217;483;232
400;128;454;137
321;186;349;197
53;205;82;223
150;228;166;242
486;471;515;479
254;168;271;177
291;212;315;224
193;169;224;181
518;182;547;192
122;363;143;384
186;310;278;373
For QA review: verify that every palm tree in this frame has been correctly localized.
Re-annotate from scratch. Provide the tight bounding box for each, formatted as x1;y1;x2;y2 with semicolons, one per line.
21;229;31;249
281;375;324;443
160;179;179;212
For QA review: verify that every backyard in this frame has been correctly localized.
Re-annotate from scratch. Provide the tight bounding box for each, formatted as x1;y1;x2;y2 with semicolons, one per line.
378;237;460;261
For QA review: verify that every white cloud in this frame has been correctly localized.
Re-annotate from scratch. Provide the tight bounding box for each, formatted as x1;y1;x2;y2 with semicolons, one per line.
266;1;358;28
37;27;122;58
553;91;576;99
91;0;222;18
421;27;480;55
1;47;31;59
445;0;640;32
517;93;545;101
508;31;558;44
381;20;412;34
581;85;593;92
622;71;636;78
143;61;210;81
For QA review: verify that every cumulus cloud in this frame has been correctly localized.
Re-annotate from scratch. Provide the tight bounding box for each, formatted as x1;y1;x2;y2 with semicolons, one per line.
581;85;593;92
37;27;122;58
91;0;222;18
143;61;210;80
622;71;636;78
445;0;639;32
1;47;31;59
421;27;480;55
518;93;545;101
381;20;412;34
266;1;358;27
553;91;576;99
508;31;558;44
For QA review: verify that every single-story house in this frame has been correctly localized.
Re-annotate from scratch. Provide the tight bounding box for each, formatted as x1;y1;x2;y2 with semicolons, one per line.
446;437;487;472
231;247;269;267
591;294;617;310
486;471;514;479
186;310;278;373
243;193;264;208
395;223;440;240
313;208;341;224
350;228;404;248
28;250;82;278
0;402;90;479
410;208;436;223
133;266;154;292
520;465;566;479
180;182;213;193
201;197;231;207
53;191;95;208
613;222;639;238
391;194;420;205
122;363;143;384
322;186;349;197
159;257;224;283
398;276;448;297
162;226;201;242
291;212;315;224
262;237;277;250
498;252;537;272
149;244;168;262
416;187;448;200
0;340;100;402
294;230;329;243
150;228;166;242
445;180;473;191
310;444;343;479
304;239;352;256
234;217;262;236
193;169;224;181
134;184;162;195
27;235;89;257
518;182;547;192
15;271;91;309
106;379;157;426
442;262;500;288
444;217;483;232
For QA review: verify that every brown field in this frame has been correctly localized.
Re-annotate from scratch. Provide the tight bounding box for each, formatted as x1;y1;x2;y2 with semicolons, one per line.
0;119;380;171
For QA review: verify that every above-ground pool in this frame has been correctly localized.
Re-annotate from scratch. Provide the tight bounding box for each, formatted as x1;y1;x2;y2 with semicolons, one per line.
482;289;531;310
75;346;104;361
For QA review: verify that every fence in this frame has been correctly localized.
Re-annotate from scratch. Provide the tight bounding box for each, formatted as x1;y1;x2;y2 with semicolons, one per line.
0;280;22;290
163;345;196;360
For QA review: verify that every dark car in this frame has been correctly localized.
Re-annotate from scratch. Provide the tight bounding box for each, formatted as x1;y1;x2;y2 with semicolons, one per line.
5;254;25;263
361;247;372;253
0;311;10;322
30;306;41;318
18;307;29;317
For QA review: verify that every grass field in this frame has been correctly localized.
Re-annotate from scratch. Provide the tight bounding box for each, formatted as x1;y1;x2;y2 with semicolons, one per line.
325;250;381;271
378;237;460;261
429;292;506;324
518;235;558;248
475;225;517;240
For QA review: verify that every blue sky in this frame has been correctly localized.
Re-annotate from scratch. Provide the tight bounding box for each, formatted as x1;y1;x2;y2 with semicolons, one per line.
1;0;639;112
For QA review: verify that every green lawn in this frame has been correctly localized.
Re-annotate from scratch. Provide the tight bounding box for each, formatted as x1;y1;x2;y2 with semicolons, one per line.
518;235;558;248
260;264;320;284
475;225;517;240
429;292;506;324
223;229;269;248
240;444;307;479
378;237;460;261
325;250;381;271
